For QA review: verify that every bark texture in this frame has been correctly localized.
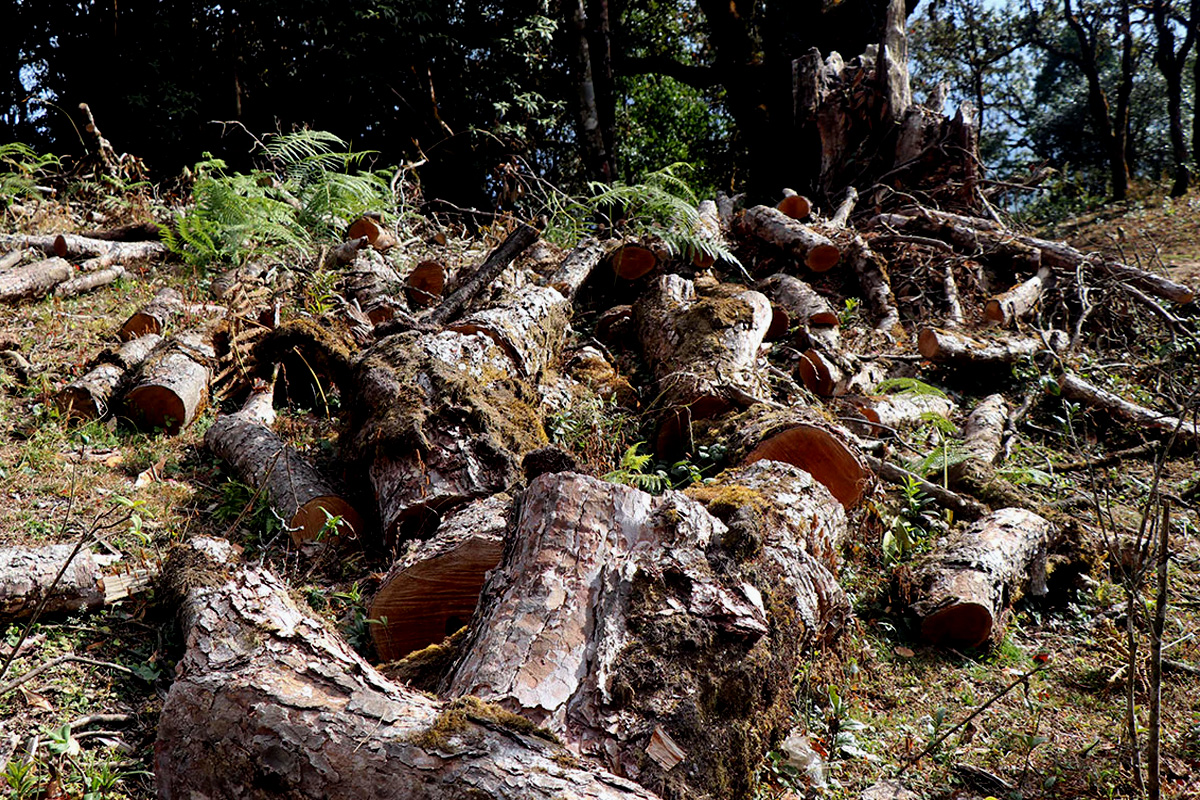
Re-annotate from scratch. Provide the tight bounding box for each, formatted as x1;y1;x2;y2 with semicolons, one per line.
909;508;1055;647
0;545;150;620
53;265;125;298
1059;372;1200;444
205;387;363;545
446;470;845;799
0;257;72;303
56;333;163;421
125;328;214;435
918;327;1064;365
740;206;840;272
156;563;660;800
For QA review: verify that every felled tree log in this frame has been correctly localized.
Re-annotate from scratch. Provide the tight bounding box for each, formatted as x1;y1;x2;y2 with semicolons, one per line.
918;327;1065;364
909;508;1056;647
757;273;840;350
118;287;224;340
77;220;162;242
449;285;571;378
709;404;871;509
323;235;370;269
370;494;511;662
347;214;398;252
636;275;772;425
690;200;725;268
609;238;671;280
156;561;660;800
205;385;362;545
740;206;840;272
547;238;615;301
345;329;547;545
986;266;1051;327
945;394;1025;508
53;265;125;298
342;255;406;324
845;393;957;437
0;257;72;304
445;471;843;798
0;249;28;272
848;236;901;334
1059;372;1200;445
423;224;540;325
125;327;214;435
56;333;162;421
0;544;152;621
52;234;167;265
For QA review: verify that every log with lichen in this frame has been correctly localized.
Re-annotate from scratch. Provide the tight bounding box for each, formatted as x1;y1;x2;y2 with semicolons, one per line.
155;546;662;800
908;508;1056;647
757;273;840;351
0;544;153;622
0;257;73;303
443;469;847;799
343;327;550;546
636;275;772;452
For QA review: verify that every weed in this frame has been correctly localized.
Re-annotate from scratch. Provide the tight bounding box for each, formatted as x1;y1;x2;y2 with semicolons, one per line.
0;142;60;205
603;443;669;494
331;583;383;658
882;475;944;564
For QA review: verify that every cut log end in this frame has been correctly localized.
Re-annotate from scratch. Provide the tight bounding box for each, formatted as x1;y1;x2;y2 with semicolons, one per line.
777;192;812;220
125;385;191;435
405;260;445;308
611;244;658;280
289;496;363;545
120;311;162;340
804;244;842;272
744;425;869;508
917;327;941;360
370;536;505;662
55;387;102;422
983;299;1004;323
347;216;397;252
920;601;993;648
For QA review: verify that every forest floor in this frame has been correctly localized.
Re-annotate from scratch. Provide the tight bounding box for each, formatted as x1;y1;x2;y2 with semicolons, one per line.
0;182;1198;800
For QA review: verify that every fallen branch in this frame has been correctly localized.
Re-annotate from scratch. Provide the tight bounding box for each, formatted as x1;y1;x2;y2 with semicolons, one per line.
864;454;987;520
1058;372;1200;445
422;224;539;325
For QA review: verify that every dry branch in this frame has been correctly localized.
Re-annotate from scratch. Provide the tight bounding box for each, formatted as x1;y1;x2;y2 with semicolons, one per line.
1058;372;1200;444
986;266;1052;327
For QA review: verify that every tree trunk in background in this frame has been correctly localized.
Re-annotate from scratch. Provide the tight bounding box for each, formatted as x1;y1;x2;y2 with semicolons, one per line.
1151;0;1196;197
565;0;614;183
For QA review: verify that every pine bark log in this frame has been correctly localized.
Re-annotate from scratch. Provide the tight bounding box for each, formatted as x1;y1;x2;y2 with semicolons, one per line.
56;334;163;421
449;285;571;379
757;273;840;351
370;494;511;662
739;206;841;272
909;508;1056;647
946;394;1025;508
1058;372;1200;444
205;387;363;545
118;288;225;341
444;470;846;799
155;563;661;800
124;328;214;435
0;545;151;621
0;257;72;303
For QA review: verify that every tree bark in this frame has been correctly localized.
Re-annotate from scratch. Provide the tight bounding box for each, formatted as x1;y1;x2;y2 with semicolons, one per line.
422;224;539;326
845;393;957;437
849;236;902;335
56;333;163;421
548;238;616;301
53;265;125;298
124;327;214;435
740;206;841;272
445;470;846;799
0;257;72;303
918;327;1064;364
1058;372;1200;444
985;266;1051;327
449;285;571;379
370;494;511;662
0;544;151;621
908;508;1056;647
118;288;225;340
757;273;840;350
205;386;363;545
156;562;661;800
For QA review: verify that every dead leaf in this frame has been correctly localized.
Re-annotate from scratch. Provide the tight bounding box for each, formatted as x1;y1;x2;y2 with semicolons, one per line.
894;646;915;658
19;686;53;712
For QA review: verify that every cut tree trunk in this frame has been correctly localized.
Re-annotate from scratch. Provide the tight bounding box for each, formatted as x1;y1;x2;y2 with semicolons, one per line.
848;236;901;335
345;329;548;546
52;234;167;265
946;394;1025;508
710;404;871;509
124;328;214;435
609;238;671;281
908;508;1056;647
986;266;1052;327
118;288;224;341
776;189;813;220
323;235;370;269
370;493;511;662
918;327;1065;364
0;257;72;304
636;274;772;428
444;470;844;799
56;334;163;421
845;393;957;437
205;385;362;545
405;259;446;308
547;238;616;301
347;215;398;252
0;249;29;272
53;265;125;298
0;544;152;621
341;255;406;324
1058;372;1200;444
155;560;660;800
740;206;841;272
449;285;571;378
757;273;840;350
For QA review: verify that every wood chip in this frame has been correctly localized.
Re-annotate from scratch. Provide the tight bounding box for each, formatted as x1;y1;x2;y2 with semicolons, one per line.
645;725;686;770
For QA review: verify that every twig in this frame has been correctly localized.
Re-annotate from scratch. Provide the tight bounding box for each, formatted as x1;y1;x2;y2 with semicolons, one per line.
1148;500;1170;800
0;655;136;698
864;454;988;520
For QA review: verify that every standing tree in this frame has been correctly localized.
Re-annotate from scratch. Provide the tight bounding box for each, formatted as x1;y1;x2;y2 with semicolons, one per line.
1150;0;1197;196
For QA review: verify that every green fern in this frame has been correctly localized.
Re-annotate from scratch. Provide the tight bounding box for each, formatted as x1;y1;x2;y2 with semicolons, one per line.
604;443;670;494
0;142;60;204
166;131;394;270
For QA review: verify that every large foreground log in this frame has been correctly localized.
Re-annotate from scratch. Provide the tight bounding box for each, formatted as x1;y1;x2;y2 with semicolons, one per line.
0;544;151;621
370;494;511;662
124;328;214;435
205;386;362;545
909;508;1055;647
445;470;845;799
56;333;162;421
156;561;660;800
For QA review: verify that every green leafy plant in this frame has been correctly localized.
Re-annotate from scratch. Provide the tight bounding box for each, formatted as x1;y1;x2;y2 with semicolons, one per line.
604;443;670;494
331;582;384;657
874;377;949;398
882;475;944;563
164;130;394;270
0;142;60;204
